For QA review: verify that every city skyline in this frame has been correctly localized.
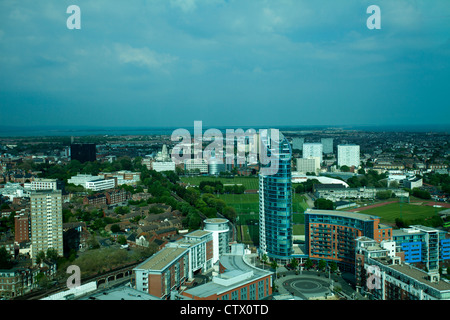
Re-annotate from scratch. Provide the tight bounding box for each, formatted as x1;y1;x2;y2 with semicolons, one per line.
1;1;450;130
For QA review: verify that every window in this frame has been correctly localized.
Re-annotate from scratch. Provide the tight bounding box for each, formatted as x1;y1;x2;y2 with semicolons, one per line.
240;286;248;300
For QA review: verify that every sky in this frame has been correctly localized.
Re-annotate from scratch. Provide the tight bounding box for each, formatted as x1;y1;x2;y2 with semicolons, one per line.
0;0;449;130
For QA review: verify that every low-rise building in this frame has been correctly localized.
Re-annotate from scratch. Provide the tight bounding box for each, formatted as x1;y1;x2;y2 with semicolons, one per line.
314;185;409;202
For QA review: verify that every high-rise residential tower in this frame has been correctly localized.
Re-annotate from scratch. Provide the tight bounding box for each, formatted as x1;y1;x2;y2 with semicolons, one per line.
30;190;63;264
337;144;360;168
259;129;293;263
321;138;334;154
302;142;323;165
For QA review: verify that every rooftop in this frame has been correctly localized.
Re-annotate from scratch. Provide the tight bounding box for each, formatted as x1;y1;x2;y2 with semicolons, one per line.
135;247;188;272
374;258;450;292
305;208;380;222
182;244;273;298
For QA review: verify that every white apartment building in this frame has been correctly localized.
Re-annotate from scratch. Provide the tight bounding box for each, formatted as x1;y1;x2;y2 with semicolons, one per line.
337;144;360;168
30;178;58;191
296;158;320;174
203;218;230;264
303;143;323;164
30;190;63;264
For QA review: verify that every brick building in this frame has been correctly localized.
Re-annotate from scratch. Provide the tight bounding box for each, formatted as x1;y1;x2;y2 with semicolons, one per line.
305;209;393;271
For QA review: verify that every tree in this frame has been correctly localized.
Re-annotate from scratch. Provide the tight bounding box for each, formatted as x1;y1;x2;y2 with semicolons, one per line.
117;235;127;245
0;246;13;269
290;258;299;271
271;260;278;276
46;248;59;262
304;258;314;270
36;251;46;265
412;188;431;200
111;224;121;233
376;190;392;200
314;198;334;210
223;206;237;222
261;254;268;267
318;259;327;271
329;261;338;273
340;165;350;172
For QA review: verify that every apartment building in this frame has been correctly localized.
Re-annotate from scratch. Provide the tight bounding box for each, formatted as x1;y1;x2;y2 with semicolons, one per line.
181;244;273;300
303;143;323;164
30;190;63;264
337;144;360;168
314;185;410;202
393;225;450;271
304;209;392;271
134;229;215;299
30;178;59;191
15;212;31;244
355;237;450;300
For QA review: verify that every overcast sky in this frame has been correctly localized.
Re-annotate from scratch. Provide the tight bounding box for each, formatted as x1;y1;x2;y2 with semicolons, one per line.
0;0;449;130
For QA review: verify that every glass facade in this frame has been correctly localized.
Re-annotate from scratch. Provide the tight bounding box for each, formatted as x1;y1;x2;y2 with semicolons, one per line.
259;130;293;261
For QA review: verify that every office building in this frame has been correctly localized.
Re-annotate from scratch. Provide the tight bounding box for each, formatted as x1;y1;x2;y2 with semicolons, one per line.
302;143;323;165
84;178;116;192
68;174;98;186
30;190;63;264
321;138;334;154
337;144;360;168
70;143;96;163
259;129;293;263
304;209;392;271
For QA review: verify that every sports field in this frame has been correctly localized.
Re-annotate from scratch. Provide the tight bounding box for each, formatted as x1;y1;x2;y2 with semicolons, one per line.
181;176;259;190
236;212;306;244
354;201;445;224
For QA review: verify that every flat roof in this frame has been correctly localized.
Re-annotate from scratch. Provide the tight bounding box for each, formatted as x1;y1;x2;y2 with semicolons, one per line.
81;286;160;300
305;208;380;222
388;263;450;292
183;249;272;298
185;230;211;238
135;247;188;272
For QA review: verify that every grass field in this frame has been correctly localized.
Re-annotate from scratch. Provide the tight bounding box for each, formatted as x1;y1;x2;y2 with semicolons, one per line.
357;202;445;224
217;193;309;214
181;176;259;190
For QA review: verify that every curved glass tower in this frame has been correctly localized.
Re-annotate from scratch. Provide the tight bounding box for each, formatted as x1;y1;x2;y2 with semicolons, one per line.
258;129;293;262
